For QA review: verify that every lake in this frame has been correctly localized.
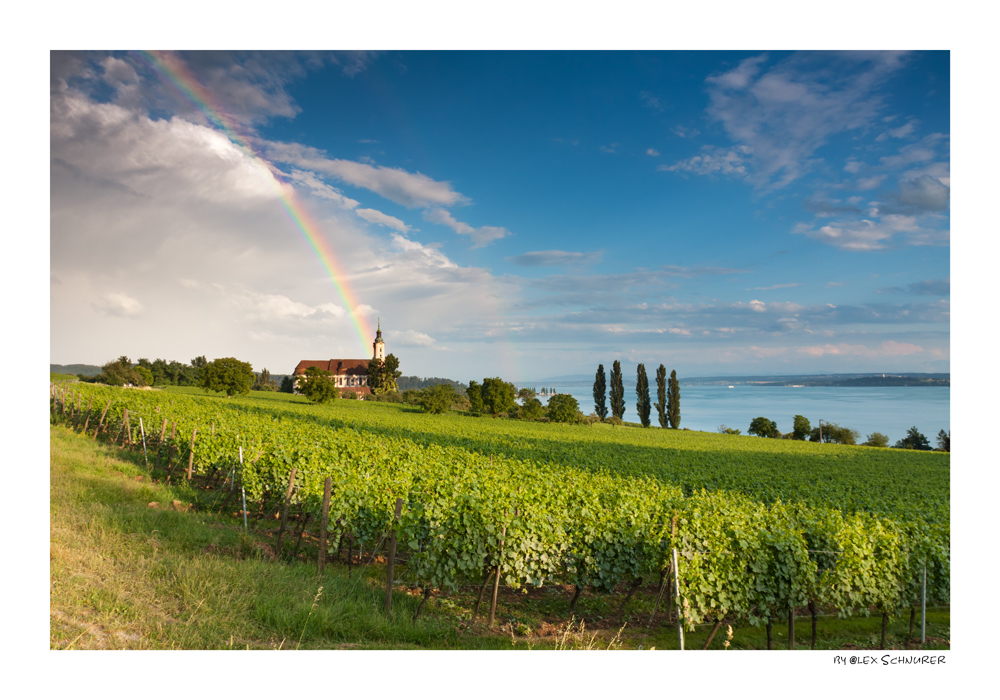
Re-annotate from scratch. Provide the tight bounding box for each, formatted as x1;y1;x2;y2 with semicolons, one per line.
526;384;949;445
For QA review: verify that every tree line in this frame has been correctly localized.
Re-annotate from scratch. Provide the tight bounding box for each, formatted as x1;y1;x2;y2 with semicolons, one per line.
78;355;288;397
592;361;681;428
733;414;950;451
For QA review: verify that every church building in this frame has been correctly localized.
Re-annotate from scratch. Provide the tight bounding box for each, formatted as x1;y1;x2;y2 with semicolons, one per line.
293;324;386;397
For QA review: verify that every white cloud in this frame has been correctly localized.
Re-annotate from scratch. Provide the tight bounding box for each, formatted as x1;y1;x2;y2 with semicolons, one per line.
355;208;411;233
875;118;919;141
394;329;437;347
793;214;946;251
287;169;359;209
856;174;887;190
697;52;908;188
423;209;511;247
263;141;468;209
879;133;947;169
94;292;143;318
646;148;660;157
661;145;751;177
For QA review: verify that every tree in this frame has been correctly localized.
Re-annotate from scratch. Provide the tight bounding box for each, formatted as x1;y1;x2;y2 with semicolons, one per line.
518;397;545;420
279;375;296;393
667;369;681;429
635;363;651;428
135;366;153;387
809;422;859;445
253;368;278;391
654;364;668;428
200;357;254;398
748;416;780;438
367;353;402;395
895;426;932;450
792;415;811;441
481;377;516;416
862;432;890;447
592;365;608;420
298;365;338;404
98;356;142;386
936;429;950;452
466;380;484;414
609;360;625;420
417;383;458;414
517;387;536;402
547;394;580;423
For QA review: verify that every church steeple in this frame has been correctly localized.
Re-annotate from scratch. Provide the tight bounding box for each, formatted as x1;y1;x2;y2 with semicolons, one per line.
373;319;385;361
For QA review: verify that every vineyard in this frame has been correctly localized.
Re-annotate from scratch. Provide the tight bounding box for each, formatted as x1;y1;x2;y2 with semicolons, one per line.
50;382;950;648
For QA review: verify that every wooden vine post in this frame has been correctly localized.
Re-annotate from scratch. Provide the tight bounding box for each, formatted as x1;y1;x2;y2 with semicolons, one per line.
317;477;332;574
120;408;131;447
186;428;197;479
80;398;94;434
166;422;177;473
274;468;298;554
488;522;507;628
384;497;404;615
672;548;685;650
95;400;111;438
156;419;168;466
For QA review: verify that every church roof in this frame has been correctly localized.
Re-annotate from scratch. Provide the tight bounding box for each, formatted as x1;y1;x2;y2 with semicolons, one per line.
294;359;370;376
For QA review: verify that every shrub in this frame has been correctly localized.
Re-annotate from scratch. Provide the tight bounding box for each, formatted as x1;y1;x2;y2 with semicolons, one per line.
341;389;358;400
862;432;890;447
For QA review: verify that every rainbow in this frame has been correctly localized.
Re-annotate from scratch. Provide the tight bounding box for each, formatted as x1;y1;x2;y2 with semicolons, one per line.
135;50;373;353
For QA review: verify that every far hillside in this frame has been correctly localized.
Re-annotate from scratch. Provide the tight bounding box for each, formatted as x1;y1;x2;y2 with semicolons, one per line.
51;363;101;377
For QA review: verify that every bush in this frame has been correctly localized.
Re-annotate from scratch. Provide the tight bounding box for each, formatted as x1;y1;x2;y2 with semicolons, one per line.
862;432;890;447
517;397;545;420
417;384;458;414
371;391;402;403
718;425;741;435
401;389;422;404
605;416;623;426
341;389;358;400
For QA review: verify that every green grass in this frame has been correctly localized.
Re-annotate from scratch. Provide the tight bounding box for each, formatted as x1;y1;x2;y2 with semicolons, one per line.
50;423;949;650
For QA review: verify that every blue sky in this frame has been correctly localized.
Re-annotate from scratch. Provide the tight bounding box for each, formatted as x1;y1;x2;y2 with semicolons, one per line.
50;49;950;381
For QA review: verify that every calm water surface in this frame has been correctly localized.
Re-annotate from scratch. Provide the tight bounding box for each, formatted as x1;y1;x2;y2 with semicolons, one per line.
532;385;949;445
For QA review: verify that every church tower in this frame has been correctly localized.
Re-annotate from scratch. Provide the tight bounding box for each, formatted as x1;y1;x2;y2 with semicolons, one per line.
373;320;385;362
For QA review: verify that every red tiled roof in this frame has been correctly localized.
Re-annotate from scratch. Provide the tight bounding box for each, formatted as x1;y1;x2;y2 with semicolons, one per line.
294;359;370;376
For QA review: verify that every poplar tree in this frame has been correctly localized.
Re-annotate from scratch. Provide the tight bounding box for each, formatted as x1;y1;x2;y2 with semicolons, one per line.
654;364;668;428
636;363;651;428
609;360;625;420
593;364;608;419
667;369;681;429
